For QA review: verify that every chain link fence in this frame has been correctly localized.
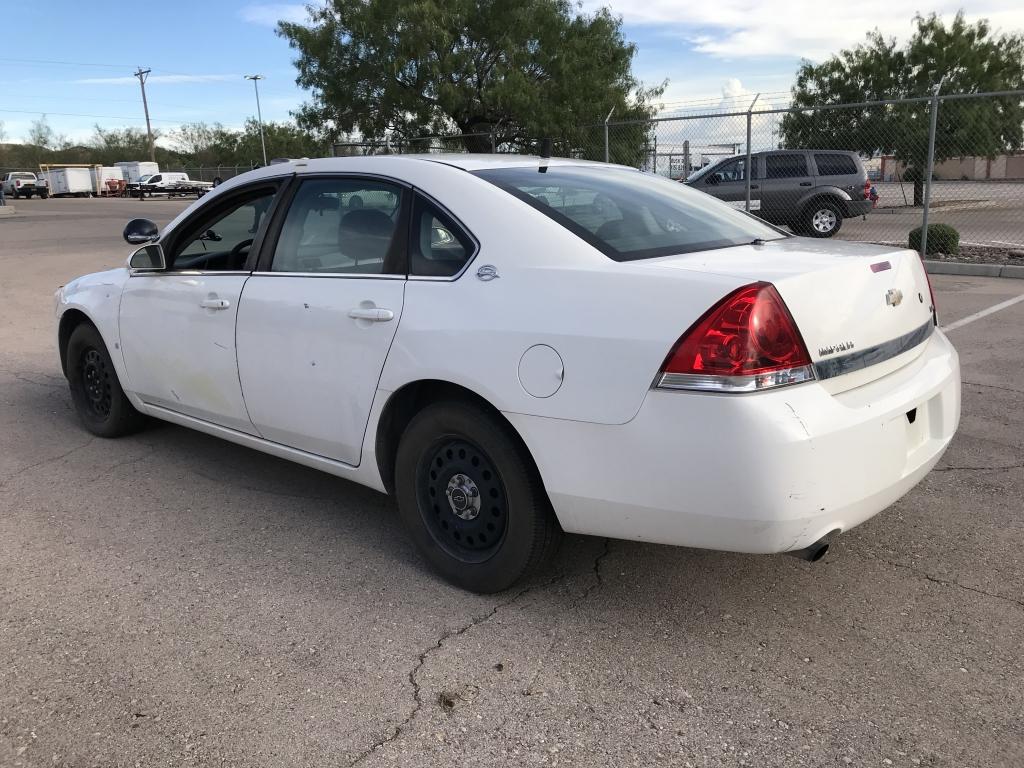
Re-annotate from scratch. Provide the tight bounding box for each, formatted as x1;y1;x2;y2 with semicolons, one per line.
589;89;1024;260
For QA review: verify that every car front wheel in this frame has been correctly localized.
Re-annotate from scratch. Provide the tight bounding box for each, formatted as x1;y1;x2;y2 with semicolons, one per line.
394;400;561;593
803;201;843;238
66;323;146;437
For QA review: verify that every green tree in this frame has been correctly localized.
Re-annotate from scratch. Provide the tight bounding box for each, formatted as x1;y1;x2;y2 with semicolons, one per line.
780;12;1024;205
278;0;662;156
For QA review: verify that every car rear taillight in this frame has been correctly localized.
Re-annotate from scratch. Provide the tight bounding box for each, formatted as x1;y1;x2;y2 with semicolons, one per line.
862;179;871;199
656;282;815;393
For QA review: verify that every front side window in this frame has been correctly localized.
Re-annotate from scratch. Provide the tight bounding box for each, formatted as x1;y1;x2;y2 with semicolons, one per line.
765;154;809;179
476;166;784;262
172;188;277;271
409;195;475;277
271;178;404;274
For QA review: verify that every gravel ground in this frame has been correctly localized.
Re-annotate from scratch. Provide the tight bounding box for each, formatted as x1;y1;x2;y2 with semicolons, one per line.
1;197;1023;768
925;245;1024;265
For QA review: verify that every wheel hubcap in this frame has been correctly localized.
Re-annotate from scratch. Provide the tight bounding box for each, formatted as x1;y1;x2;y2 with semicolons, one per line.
812;209;837;232
418;438;507;560
81;349;112;418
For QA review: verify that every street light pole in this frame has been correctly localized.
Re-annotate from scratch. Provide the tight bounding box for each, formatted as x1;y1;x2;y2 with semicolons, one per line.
245;74;267;166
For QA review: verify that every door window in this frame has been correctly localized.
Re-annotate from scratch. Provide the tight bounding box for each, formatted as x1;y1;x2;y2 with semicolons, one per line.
270;178;405;274
171;188;277;271
765;154;809;179
409;195;476;277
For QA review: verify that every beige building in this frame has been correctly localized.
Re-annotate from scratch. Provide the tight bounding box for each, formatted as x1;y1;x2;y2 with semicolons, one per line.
879;153;1024;181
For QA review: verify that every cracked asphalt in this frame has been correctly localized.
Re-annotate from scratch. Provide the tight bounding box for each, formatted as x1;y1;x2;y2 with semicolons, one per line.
2;198;1022;767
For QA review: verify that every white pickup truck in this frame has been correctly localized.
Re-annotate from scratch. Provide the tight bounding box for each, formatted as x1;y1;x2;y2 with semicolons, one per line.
2;172;47;199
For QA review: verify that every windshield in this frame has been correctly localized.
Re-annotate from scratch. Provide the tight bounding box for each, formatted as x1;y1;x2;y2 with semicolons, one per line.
475;165;784;262
685;160;728;183
138;175;152;183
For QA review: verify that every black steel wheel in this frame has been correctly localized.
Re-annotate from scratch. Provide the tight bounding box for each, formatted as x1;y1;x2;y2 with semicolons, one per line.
66;323;146;438
80;348;113;419
417;437;509;563
395;400;561;593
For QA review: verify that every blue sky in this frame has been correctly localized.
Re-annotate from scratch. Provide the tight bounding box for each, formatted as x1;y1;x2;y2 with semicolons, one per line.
2;1;1021;148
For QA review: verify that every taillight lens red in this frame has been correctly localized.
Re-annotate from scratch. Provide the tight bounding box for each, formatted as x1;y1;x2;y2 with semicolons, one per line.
657;282;815;392
863;180;871;199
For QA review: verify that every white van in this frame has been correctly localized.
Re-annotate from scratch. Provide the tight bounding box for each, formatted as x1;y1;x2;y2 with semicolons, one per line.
139;172;190;189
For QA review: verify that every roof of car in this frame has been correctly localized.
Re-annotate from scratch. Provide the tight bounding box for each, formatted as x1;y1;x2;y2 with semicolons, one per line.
255;154;618;175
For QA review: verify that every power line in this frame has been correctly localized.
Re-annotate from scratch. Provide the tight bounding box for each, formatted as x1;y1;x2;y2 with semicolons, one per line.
0;108;191;124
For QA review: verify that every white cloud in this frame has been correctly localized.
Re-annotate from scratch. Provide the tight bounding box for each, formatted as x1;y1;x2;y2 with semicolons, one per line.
76;74;240;85
239;3;311;27
590;1;1024;60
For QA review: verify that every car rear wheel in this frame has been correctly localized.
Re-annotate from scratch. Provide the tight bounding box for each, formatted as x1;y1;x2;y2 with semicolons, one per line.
66;323;146;437
802;200;843;238
394;400;560;593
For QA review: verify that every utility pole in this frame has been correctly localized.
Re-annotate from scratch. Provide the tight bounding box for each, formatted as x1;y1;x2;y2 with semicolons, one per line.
245;75;268;165
134;68;155;162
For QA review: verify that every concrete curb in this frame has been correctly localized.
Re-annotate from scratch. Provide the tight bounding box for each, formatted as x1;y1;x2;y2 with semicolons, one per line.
925;260;1024;279
0;206;17;216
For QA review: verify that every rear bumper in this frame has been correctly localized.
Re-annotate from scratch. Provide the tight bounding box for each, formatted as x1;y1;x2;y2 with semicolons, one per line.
844;199;873;217
507;330;960;553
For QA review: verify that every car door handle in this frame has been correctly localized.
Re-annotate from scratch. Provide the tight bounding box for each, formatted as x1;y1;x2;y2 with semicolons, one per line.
348;307;395;322
799;181;812;186
749;184;759;190
200;298;231;310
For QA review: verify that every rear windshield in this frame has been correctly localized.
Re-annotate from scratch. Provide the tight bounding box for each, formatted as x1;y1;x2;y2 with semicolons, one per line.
475;166;784;261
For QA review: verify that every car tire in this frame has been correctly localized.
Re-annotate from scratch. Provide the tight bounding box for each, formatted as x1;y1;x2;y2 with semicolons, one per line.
802;200;843;238
66;323;146;438
394;400;561;593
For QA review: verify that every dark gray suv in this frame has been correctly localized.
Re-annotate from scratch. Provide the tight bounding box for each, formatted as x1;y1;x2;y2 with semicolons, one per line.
685;150;872;237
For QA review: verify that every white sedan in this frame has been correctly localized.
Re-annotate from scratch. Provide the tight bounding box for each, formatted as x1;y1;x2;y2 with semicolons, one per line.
55;155;960;592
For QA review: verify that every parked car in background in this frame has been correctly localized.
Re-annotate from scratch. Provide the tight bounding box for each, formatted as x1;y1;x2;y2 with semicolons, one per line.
2;172;39;199
34;173;50;199
55;155;959;592
138;172;213;197
685;150;872;237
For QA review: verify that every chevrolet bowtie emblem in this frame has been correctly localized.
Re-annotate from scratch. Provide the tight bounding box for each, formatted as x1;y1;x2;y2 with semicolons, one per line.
886;288;904;307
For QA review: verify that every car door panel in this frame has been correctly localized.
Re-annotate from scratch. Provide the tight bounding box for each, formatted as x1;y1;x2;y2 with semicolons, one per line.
762;153;813;222
117;183;282;434
234;175;410;466
235;277;405;464
119;274;257;433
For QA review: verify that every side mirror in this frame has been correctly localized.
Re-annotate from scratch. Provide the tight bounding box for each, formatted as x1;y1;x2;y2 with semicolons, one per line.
124;218;159;245
128;244;166;271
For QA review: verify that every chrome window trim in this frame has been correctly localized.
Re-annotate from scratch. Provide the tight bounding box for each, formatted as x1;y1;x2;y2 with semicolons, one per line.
129;270;253;277
250;271;406;280
812;319;934;381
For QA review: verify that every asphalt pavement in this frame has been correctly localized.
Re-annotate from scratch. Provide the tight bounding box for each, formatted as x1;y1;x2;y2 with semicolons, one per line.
1;197;1022;767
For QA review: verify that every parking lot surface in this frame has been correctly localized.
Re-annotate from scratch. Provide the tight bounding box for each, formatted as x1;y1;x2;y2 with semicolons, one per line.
2;197;1022;767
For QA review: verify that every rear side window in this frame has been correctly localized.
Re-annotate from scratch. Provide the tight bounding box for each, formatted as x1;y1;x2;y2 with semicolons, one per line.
475;166;784;262
814;154;859;176
765;154;809;179
271;178;404;274
409;195;475;277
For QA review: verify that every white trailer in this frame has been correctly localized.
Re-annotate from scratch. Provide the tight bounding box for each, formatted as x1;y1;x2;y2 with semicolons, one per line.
114;161;160;183
41;167;93;197
90;166;125;193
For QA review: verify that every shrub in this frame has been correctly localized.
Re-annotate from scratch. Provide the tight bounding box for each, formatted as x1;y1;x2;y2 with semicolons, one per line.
909;223;959;255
